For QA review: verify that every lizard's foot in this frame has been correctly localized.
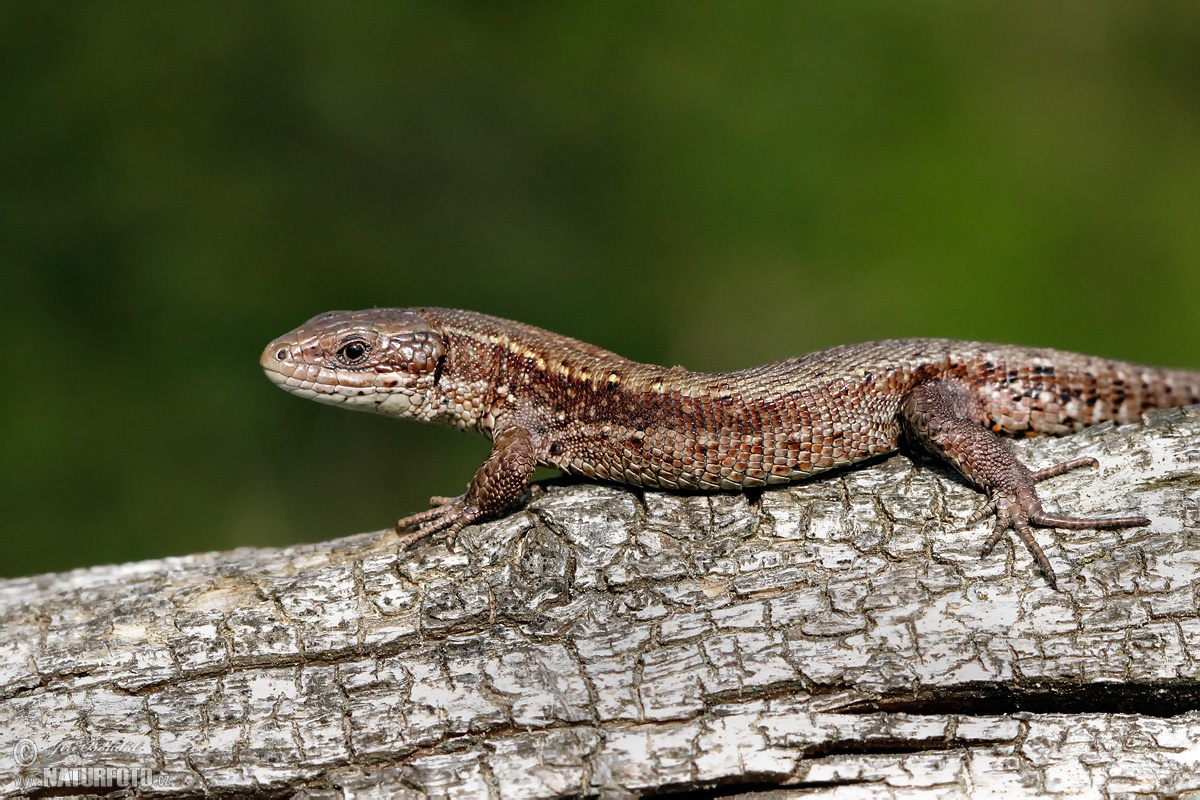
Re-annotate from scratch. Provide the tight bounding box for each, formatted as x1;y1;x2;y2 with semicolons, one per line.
972;457;1149;589
396;495;481;551
966;457;1100;525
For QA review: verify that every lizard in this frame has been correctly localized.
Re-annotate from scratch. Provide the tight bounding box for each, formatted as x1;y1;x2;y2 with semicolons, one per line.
261;308;1200;587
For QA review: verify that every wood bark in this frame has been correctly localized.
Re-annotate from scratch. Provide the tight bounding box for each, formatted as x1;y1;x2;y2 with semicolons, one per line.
3;408;1200;799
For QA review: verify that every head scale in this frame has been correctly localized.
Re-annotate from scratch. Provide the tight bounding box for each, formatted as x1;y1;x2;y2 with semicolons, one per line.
261;309;448;419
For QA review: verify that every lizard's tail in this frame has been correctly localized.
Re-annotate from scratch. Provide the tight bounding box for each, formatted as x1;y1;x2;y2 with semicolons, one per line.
1085;364;1200;425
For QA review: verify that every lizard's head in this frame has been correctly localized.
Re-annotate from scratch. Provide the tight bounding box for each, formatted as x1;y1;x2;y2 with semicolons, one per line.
261;309;447;419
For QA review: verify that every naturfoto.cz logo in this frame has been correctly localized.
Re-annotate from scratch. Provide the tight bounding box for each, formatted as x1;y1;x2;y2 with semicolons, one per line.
12;740;175;791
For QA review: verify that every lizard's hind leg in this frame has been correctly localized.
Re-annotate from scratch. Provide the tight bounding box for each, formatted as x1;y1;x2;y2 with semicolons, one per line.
901;380;1149;589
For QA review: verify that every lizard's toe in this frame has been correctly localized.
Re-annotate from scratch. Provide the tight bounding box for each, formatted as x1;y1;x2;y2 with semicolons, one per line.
396;497;481;550
978;491;1058;589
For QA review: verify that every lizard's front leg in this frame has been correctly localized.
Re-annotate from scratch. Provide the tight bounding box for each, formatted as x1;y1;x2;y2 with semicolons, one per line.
396;425;536;550
900;379;1148;588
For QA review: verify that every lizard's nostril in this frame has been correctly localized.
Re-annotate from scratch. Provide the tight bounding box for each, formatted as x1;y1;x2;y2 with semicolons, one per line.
276;348;289;361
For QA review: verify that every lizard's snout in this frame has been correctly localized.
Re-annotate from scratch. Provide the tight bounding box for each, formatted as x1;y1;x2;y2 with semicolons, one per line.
260;337;295;377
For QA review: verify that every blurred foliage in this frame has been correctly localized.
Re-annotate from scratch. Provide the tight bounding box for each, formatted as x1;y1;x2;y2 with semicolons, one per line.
2;2;1199;577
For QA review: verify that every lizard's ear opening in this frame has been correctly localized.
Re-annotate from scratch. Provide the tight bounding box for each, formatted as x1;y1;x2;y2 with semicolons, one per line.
433;351;446;385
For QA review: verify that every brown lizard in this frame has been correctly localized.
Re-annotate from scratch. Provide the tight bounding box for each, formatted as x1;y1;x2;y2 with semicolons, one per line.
261;308;1200;587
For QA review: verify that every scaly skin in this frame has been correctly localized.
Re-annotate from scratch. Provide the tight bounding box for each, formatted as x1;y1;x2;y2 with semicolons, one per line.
262;308;1200;587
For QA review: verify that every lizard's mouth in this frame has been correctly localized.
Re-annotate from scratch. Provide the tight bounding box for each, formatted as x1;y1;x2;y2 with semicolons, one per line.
261;339;330;395
260;339;401;410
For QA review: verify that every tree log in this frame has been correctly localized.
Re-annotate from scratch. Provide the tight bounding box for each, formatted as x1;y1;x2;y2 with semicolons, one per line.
3;408;1200;799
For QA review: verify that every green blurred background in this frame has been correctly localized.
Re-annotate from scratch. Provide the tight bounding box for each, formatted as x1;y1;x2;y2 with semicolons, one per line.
3;3;1199;578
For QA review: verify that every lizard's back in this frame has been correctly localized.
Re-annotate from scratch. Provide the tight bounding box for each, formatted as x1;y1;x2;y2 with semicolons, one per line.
423;313;1200;491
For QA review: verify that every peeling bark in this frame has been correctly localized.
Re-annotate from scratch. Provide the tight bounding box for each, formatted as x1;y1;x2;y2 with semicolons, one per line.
2;407;1200;799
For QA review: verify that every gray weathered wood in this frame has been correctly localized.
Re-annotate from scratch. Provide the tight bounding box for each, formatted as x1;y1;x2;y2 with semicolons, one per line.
3;407;1200;799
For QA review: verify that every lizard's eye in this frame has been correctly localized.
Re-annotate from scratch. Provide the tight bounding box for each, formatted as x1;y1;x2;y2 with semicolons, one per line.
337;340;370;365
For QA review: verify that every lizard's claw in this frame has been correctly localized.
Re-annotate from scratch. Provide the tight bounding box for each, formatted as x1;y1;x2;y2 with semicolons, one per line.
970;457;1148;589
396;495;482;551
